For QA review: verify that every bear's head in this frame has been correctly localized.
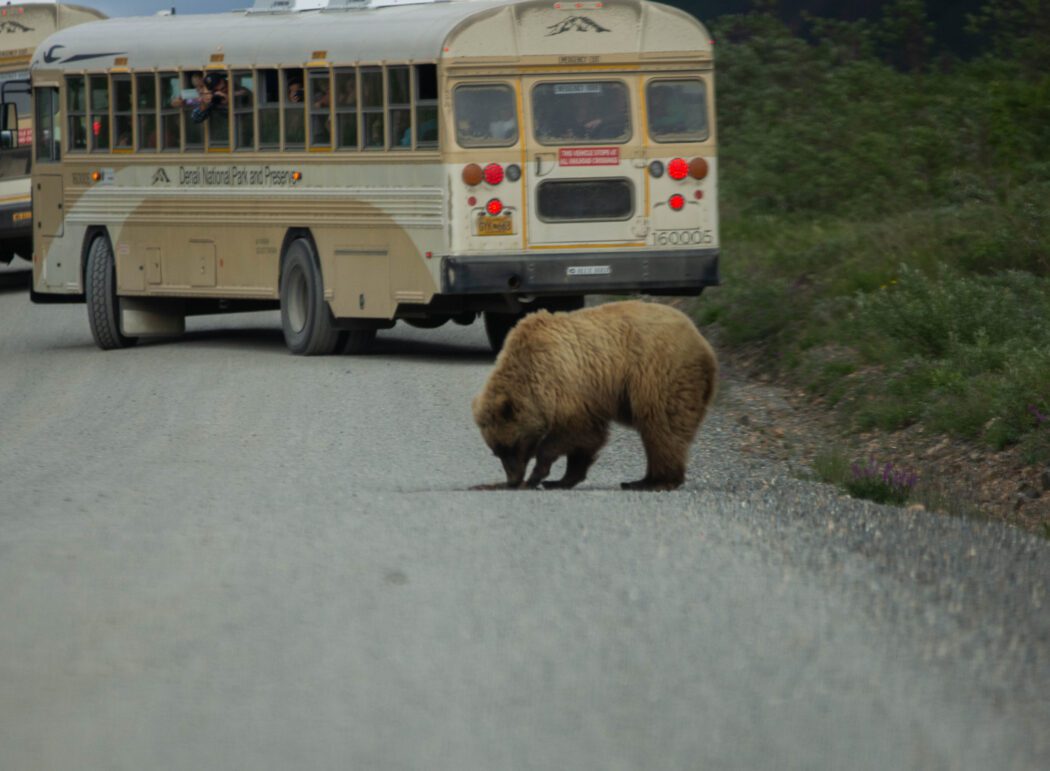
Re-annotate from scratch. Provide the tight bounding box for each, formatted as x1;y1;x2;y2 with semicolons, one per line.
472;386;546;488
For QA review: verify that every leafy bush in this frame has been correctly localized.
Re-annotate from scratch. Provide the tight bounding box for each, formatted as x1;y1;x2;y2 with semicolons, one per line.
697;2;1050;460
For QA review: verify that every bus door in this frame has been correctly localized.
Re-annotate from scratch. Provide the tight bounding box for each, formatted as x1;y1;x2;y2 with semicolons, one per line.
522;76;648;248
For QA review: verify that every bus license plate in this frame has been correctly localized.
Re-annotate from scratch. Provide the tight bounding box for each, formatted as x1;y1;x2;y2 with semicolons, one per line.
477;215;513;236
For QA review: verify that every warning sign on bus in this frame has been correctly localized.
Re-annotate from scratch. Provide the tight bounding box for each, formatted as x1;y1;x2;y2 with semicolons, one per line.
558;147;620;167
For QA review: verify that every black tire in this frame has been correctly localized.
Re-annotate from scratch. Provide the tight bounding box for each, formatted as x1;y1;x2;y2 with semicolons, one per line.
85;234;137;350
279;238;341;355
483;311;519;353
483;297;585;353
342;328;377;355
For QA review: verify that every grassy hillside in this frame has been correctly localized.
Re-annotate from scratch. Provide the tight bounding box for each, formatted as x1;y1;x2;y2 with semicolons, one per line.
696;1;1050;463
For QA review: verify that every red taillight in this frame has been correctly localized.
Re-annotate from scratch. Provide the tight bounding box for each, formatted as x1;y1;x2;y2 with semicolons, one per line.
484;163;504;185
668;194;685;211
668;158;688;181
486;198;504;216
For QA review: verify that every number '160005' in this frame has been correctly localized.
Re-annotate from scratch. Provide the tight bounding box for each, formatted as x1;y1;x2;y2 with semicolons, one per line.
652;229;714;246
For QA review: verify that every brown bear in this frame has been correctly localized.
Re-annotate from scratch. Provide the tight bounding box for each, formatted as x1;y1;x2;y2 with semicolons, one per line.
472;300;718;491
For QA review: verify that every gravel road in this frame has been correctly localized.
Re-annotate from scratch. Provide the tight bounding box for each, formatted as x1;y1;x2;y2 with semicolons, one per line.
1;265;1047;770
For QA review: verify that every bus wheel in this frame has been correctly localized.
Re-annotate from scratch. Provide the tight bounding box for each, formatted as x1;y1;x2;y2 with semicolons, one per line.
343;329;377;355
279;238;341;355
85;234;137;350
483;311;520;353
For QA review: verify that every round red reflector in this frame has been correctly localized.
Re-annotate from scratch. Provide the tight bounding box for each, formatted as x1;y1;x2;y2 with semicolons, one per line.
484;163;504;185
467;196;477;206
486;198;504;216
668;158;688;180
669;194;685;211
462;163;484;186
689;156;709;180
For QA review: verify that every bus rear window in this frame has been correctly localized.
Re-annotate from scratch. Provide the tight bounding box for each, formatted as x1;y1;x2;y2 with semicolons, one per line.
454;84;517;147
532;81;630;145
647;79;708;143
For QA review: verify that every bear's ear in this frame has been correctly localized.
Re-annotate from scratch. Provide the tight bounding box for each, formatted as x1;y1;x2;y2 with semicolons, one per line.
500;398;516;421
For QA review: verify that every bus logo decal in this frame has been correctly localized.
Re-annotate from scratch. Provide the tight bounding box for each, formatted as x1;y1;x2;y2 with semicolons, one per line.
545;16;610;36
152;168;171;185
0;21;33;35
40;47;127;65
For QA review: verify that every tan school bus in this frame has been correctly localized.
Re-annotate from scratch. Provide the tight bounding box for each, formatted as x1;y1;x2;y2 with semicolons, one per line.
0;2;104;264
29;0;718;354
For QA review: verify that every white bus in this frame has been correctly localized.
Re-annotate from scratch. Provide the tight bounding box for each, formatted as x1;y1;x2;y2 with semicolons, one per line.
0;2;104;264
30;0;718;353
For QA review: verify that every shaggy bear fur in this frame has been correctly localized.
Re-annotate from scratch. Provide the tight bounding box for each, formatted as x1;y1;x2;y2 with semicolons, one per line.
472;300;718;491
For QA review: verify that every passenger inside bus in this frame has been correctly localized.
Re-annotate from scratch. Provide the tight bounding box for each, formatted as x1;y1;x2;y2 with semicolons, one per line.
488;104;516;141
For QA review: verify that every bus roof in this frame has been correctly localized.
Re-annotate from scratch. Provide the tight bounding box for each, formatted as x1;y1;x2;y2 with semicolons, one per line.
30;0;711;71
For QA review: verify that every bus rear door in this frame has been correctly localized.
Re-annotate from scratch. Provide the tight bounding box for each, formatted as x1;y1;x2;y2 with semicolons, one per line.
522;76;648;249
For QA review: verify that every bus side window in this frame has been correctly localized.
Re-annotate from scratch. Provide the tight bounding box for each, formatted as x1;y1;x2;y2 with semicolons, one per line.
415;64;438;149
89;75;110;152
113;75;132;149
334;68;357;150
34;87;60;162
183;71;204;150
158;72;180;151
233;71;254;150
136;73;157;151
66;76;87;152
282;67;305;149
258;69;279;149
361;67;383;150
207;71;230;150
308;69;331;149
387;65;410;149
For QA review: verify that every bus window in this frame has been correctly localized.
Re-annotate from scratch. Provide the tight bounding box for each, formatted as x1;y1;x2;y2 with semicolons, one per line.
360;67;383;149
647;79;708;142
453;84;516;147
283;68;305;148
308;69;331;148
66;76;87;151
387;65;410;148
206;72;230;150
183;72;203;149
34;87;60;162
136;74;157;151
89;75;109;152
113;75;132;149
159;72;180;151
415;64;438;148
532;81;630;145
0;75;30;148
334;68;357;149
233;71;254;150
258;69;280;149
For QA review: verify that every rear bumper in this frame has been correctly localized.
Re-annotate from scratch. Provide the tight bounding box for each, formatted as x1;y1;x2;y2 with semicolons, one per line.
441;248;719;296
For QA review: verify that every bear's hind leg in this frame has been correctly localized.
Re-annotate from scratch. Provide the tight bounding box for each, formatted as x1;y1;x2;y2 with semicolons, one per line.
621;427;689;491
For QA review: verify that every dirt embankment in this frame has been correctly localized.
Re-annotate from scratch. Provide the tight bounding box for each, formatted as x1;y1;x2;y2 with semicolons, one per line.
711;342;1050;536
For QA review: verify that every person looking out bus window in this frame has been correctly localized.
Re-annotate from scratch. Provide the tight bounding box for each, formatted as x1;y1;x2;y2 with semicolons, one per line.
170;71;204;109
